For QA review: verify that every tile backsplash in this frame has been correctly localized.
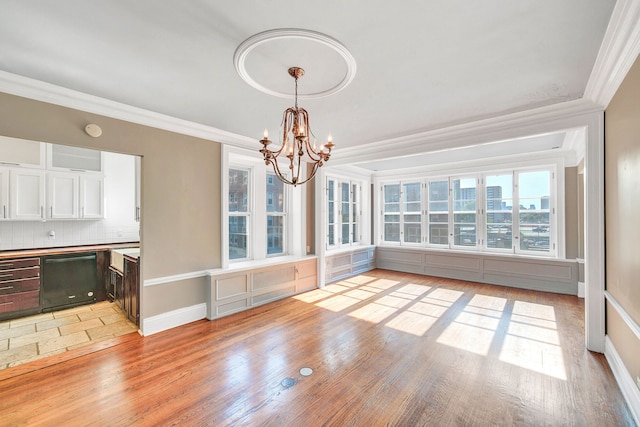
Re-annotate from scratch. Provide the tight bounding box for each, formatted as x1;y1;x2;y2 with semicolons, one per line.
0;220;139;250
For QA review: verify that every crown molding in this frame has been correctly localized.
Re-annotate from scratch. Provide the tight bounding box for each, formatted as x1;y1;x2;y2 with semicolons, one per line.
584;0;640;108
332;98;602;167
0;70;254;147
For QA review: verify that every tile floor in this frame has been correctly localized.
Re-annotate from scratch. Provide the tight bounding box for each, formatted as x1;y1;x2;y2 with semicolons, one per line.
0;301;138;370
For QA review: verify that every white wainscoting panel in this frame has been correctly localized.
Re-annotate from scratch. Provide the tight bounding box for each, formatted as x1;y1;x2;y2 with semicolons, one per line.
376;247;578;295
206;257;318;320
325;246;376;283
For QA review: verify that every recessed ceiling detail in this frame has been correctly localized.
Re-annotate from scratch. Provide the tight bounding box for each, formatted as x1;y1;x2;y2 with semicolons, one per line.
233;28;357;99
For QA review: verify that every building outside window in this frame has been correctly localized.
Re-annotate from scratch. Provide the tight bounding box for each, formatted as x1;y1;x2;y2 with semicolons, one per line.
266;173;285;255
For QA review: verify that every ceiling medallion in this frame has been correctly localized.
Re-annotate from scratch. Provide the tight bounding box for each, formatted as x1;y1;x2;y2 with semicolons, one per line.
233;28;357;99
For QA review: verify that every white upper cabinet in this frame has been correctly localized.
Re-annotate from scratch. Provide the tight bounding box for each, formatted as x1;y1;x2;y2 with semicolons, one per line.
46;172;104;220
47;172;79;219
0;136;45;168
80;175;104;219
9;169;45;220
48;144;103;173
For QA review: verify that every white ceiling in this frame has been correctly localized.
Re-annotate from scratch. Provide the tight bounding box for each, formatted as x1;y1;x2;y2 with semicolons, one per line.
0;1;619;170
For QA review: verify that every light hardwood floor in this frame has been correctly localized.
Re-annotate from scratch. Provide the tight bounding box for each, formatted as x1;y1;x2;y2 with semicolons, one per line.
0;270;635;426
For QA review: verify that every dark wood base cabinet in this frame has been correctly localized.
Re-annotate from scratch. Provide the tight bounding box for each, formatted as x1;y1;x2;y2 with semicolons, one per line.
0;257;41;320
109;256;139;326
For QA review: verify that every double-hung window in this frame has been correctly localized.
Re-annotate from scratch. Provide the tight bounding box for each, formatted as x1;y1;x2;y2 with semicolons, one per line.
327;177;362;248
427;179;449;245
515;170;551;254
228;168;250;260
485;173;513;251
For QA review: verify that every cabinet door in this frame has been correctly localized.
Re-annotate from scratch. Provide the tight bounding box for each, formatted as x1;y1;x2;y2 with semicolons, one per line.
80;175;104;219
0;136;45;168
134;156;141;222
48;144;102;173
9;170;45;220
47;172;78;219
0;169;8;220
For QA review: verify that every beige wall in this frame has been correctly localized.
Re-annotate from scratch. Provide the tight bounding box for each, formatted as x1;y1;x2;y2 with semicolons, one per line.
0;92;222;321
605;53;640;383
565;166;579;260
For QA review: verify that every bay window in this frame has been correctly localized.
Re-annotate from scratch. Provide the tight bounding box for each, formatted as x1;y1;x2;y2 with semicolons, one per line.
377;166;556;257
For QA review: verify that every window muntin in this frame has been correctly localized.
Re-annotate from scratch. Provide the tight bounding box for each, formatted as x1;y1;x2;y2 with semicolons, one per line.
516;171;551;253
452;178;477;247
341;182;351;244
229;168;250;260
485;174;513;250
266;173;285;255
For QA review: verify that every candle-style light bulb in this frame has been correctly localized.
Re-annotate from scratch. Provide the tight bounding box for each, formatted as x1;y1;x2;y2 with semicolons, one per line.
263;128;269;139
313;139;317;150
328;134;333;143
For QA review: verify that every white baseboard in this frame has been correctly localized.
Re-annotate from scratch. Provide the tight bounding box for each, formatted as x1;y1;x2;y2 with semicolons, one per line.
605;335;640;425
578;281;585;298
142;303;208;336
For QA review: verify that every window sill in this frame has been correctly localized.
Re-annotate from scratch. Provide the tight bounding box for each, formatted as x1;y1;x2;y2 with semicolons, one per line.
215;255;317;275
325;244;375;255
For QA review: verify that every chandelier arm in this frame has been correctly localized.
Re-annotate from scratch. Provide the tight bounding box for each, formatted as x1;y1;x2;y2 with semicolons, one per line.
268;157;295;186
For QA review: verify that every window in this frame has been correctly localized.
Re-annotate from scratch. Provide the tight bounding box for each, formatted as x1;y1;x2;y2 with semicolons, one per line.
516;170;551;254
327;177;362;248
228;168;250;260
266;173;285;255
383;184;400;242
485;174;513;250
378;167;556;257
452;178;477;247
428;180;449;245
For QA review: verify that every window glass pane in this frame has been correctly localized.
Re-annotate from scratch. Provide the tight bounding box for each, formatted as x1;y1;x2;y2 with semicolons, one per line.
385;223;400;242
428;180;449;245
486;174;513;249
266;173;284;212
229;216;248;259
518;171;551;252
267;215;284;254
229;169;248;212
454;224;476;246
342;224;350;244
429;224;448;245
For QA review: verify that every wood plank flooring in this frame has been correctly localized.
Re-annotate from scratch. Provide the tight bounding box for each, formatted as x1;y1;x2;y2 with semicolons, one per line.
0;270;635;426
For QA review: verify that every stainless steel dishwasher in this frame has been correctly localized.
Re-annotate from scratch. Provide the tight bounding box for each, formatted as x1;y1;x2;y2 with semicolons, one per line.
42;253;98;311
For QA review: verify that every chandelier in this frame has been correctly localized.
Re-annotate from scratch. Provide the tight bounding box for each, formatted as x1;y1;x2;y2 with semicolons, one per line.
259;67;334;187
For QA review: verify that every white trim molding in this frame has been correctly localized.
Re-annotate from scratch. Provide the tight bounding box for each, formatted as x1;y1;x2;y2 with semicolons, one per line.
584;0;640;108
143;270;209;287
141;303;207;336
0;70;254;148
605;291;640;341
605;336;640;426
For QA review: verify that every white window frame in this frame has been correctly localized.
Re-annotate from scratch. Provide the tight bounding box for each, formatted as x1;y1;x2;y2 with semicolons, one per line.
326;176;363;249
222;145;304;268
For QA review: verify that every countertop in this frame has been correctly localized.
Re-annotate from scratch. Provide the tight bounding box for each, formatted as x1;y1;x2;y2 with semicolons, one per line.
0;243;140;260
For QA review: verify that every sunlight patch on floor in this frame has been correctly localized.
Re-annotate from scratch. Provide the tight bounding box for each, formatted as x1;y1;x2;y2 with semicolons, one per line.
499;301;566;380
436;294;505;356
348;302;399;324
315;294;362;312
293;289;335;303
